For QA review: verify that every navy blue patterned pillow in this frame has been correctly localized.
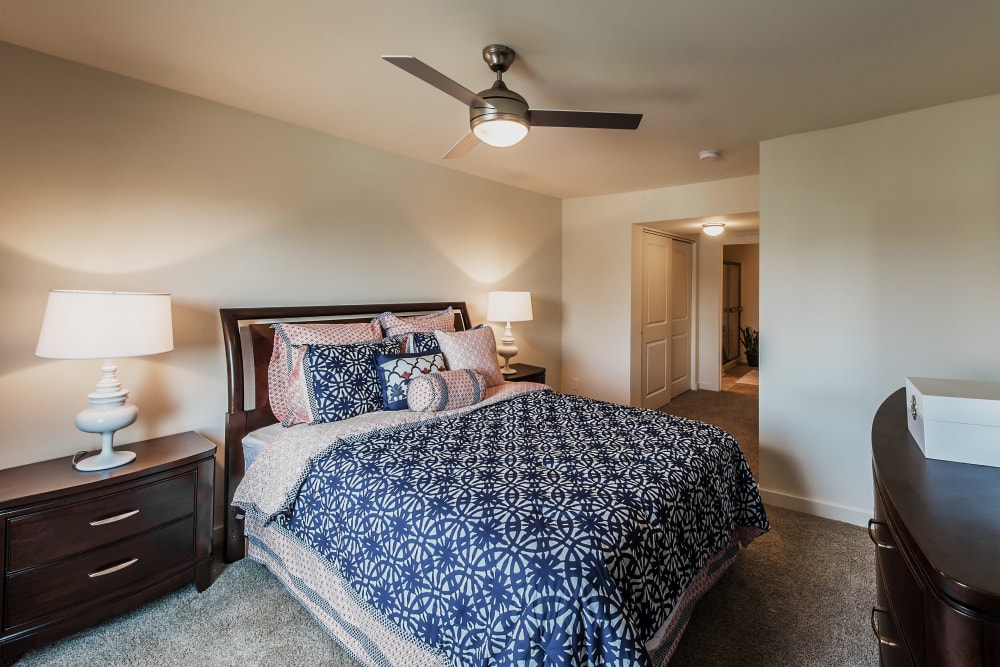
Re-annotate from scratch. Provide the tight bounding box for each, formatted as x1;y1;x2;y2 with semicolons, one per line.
403;332;443;354
374;351;446;410
303;338;403;424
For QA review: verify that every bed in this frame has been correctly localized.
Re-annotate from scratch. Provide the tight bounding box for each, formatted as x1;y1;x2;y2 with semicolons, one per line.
220;301;769;666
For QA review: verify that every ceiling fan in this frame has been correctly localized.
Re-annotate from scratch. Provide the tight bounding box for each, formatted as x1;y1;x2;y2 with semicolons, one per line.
383;44;643;158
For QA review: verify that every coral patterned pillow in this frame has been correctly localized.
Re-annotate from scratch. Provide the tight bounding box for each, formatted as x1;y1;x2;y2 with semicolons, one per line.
407;369;487;412
434;327;504;387
378;307;456;337
269;321;383;423
374;351;446;411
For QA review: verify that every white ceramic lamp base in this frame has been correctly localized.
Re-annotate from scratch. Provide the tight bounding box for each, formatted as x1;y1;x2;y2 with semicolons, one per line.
74;446;136;472
497;322;519;375
73;360;139;472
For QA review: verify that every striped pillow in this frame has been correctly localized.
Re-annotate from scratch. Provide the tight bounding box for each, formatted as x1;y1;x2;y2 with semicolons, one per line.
407;369;487;412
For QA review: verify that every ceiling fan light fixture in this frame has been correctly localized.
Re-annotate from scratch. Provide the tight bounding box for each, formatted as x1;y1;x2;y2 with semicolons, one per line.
702;223;726;236
470;79;531;147
473;117;530;147
384;44;643;157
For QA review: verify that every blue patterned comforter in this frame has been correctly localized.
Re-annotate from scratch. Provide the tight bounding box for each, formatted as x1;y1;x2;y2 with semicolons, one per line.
283;389;768;666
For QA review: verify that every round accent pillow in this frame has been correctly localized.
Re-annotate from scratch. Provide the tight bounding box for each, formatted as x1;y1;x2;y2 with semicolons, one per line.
408;369;487;412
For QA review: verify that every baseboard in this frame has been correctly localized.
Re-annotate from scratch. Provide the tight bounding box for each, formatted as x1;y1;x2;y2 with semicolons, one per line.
759;488;871;527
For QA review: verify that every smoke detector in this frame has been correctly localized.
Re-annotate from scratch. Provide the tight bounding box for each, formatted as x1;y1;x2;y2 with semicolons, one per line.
699;149;721;161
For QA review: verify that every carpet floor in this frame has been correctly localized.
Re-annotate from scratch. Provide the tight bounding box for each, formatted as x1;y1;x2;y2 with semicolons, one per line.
659;380;759;479
12;382;877;666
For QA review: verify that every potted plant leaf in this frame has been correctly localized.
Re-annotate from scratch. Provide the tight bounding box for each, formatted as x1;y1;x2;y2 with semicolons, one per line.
740;325;759;367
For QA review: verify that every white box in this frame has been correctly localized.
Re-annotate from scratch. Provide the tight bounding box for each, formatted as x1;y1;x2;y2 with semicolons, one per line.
905;377;1000;467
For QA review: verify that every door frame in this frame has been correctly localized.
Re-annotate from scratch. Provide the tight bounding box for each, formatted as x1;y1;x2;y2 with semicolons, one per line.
722;260;743;365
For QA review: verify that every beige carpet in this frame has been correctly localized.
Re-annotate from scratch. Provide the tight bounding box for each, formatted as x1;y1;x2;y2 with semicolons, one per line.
659;381;759;479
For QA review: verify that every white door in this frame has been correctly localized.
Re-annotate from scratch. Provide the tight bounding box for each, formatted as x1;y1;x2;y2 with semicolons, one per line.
641;232;671;409
669;239;693;398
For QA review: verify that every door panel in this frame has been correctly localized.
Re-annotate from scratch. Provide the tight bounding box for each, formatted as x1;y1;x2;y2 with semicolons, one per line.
641;232;693;408
645;340;668;396
669;239;692;398
641;233;670;409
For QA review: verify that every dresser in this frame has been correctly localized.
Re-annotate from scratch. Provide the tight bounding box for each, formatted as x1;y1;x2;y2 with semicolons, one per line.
0;432;215;661
870;389;1000;666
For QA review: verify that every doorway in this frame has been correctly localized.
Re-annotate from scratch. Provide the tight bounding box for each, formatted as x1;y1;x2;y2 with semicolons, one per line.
722;261;742;364
721;242;760;384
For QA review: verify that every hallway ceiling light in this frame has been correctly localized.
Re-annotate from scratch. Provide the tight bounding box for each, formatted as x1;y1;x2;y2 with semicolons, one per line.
702;223;726;236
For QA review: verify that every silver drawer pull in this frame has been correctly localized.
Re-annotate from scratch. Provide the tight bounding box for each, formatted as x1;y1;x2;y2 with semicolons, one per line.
870;607;900;647
89;509;140;526
88;557;139;578
867;519;896;550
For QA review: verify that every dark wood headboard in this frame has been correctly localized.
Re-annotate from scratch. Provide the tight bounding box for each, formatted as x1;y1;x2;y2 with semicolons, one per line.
219;302;471;562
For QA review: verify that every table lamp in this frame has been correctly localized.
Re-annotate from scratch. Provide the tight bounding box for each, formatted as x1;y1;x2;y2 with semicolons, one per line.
35;291;174;471
486;291;533;375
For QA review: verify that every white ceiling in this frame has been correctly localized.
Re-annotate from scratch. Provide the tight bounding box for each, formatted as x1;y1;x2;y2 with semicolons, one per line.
2;1;1000;200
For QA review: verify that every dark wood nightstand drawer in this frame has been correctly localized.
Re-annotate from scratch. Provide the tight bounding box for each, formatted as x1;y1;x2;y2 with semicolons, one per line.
0;433;215;662
504;363;546;384
5;516;195;630
7;471;196;571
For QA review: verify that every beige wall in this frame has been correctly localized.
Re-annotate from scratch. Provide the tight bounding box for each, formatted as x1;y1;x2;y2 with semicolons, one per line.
0;43;562;486
760;93;1000;524
562;176;760;404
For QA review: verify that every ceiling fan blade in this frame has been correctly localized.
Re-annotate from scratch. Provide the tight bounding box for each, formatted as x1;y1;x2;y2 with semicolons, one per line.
528;109;643;130
383;55;491;108
442;131;480;159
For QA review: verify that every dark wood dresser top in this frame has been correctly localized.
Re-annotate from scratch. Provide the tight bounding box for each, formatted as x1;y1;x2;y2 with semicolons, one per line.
872;388;1000;616
0;432;215;509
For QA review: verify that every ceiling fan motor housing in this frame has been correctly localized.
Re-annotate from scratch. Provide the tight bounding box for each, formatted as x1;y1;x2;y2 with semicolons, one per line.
470;80;530;128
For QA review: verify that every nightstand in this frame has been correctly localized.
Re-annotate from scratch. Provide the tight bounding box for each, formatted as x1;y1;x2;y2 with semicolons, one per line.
504;363;546;384
0;432;215;661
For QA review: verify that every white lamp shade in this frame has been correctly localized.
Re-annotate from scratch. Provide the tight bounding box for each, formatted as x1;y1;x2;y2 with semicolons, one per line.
36;290;174;360
487;291;533;323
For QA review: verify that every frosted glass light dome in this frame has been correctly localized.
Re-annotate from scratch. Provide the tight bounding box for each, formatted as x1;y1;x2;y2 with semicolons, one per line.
473;118;529;147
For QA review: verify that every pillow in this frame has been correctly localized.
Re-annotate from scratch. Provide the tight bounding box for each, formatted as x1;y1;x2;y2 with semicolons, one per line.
434;327;505;387
378;307;456;337
268;321;383;422
402;332;444;354
374;351;446;410
403;324;482;354
293;338;402;425
408;369;487;412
